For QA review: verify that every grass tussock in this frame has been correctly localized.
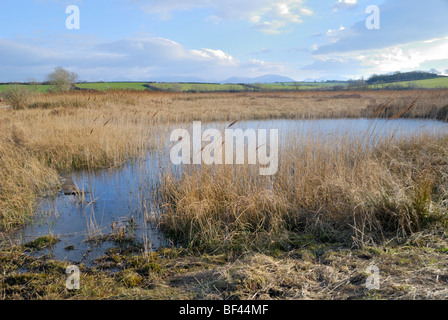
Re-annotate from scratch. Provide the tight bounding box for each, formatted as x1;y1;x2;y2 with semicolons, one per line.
0;140;58;230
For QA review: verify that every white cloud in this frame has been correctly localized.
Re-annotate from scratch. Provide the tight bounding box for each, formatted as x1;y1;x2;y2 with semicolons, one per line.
334;0;358;9
357;38;448;74
242;58;288;74
316;0;448;55
362;48;421;73
137;0;313;34
308;37;448;79
326;26;346;41
190;48;237;64
0;35;288;82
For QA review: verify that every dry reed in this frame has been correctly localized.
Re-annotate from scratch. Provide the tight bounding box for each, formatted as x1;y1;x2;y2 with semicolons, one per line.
157;126;448;250
1;89;448;236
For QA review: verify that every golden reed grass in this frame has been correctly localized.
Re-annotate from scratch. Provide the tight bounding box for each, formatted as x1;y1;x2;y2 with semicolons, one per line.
12;89;448;122
1;89;448;236
157;132;448;251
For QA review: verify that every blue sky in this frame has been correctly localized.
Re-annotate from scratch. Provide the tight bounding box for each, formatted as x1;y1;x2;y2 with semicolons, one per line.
0;0;447;82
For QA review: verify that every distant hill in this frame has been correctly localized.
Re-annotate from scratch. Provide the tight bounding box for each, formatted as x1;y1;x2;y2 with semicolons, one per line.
366;71;445;85
222;74;296;84
152;76;209;83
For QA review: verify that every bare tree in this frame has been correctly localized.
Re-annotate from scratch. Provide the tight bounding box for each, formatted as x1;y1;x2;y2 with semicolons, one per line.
47;67;78;92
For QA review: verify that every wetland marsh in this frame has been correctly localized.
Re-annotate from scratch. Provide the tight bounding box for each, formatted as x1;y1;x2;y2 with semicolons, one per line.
1;90;448;300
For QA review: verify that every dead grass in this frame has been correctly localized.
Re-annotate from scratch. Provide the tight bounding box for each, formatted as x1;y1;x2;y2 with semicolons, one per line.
158;131;448;251
2;89;448;232
9;89;448;122
0;92;164;230
0;90;448;302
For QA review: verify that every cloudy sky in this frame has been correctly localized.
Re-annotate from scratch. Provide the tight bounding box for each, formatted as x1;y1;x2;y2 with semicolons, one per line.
0;0;448;82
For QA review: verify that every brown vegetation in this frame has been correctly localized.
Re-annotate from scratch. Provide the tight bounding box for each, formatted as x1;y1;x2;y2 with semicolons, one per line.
1;89;448;231
1;89;448;300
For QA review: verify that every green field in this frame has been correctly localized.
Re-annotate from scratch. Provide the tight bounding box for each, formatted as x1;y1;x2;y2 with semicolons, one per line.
1;77;447;95
147;82;246;92
76;82;149;91
0;84;53;93
262;81;348;90
369;77;448;89
0;82;149;93
0;81;346;93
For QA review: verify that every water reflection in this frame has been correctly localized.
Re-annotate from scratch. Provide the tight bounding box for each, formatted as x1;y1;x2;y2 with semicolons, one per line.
12;118;448;263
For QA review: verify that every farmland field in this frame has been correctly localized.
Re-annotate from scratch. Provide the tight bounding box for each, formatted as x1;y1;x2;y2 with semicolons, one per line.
369;77;448;89
0;84;54;93
146;82;247;92
0;82;149;93
2;77;447;95
76;82;149;91
262;81;349;90
0;82;341;93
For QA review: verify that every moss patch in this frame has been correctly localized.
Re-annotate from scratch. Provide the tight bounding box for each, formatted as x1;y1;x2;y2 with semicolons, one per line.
24;235;59;251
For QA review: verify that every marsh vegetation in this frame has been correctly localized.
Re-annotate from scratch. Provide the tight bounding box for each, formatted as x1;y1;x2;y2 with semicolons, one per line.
1;90;448;300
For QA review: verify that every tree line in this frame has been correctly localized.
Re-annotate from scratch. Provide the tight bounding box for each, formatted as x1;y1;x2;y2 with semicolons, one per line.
366;71;444;85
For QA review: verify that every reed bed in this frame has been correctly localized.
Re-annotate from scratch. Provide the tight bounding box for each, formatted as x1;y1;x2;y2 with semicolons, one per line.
8;89;448;122
157;128;448;250
0;93;162;230
0;140;58;230
1;89;448;234
1;89;448;300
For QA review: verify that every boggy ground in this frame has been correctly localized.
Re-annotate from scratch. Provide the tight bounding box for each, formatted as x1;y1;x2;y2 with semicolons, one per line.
1;90;448;300
1;229;447;300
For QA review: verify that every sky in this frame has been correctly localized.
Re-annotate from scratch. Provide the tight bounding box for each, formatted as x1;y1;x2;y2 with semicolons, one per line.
0;0;448;82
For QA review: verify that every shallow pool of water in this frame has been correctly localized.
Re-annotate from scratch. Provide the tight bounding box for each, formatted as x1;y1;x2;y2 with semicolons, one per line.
11;118;448;264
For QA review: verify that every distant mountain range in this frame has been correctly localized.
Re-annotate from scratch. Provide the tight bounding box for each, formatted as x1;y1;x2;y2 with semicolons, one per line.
151;76;209;83
221;74;296;84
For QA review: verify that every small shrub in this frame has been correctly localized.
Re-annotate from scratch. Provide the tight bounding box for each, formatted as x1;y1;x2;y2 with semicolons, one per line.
2;85;36;110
